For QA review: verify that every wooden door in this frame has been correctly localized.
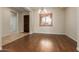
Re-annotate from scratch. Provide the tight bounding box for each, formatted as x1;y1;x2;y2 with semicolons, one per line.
24;15;29;32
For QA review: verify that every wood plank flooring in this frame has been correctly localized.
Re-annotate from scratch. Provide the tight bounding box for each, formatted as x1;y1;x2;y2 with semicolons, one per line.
3;33;77;52
2;32;28;46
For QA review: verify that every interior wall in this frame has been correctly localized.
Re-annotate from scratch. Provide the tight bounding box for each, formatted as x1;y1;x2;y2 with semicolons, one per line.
0;8;2;50
1;7;28;46
18;12;24;32
76;8;79;51
1;7;24;37
2;8;12;37
65;7;77;41
29;11;35;34
33;8;65;34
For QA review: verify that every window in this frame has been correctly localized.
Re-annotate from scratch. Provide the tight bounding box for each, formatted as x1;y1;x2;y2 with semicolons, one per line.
10;12;17;32
40;13;52;26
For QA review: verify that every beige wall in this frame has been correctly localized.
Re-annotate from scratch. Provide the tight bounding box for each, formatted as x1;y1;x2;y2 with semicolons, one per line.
76;8;79;51
32;8;65;34
1;7;25;45
64;7;79;51
1;8;24;37
2;8;12;37
0;8;2;50
18;12;24;33
65;7;77;41
29;11;35;34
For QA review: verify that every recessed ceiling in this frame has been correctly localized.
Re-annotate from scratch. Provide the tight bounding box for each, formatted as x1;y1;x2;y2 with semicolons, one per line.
30;7;66;10
9;7;30;12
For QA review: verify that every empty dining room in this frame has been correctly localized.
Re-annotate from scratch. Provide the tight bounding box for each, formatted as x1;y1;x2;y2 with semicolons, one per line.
0;7;79;52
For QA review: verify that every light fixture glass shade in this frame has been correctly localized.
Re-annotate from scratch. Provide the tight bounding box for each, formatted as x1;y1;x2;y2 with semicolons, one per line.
39;8;48;14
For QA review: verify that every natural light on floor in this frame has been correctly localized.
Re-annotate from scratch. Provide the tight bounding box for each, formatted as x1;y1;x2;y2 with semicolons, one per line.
39;39;53;51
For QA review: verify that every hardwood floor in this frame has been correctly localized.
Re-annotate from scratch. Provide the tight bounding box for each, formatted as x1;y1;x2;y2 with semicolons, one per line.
2;32;29;46
3;33;77;52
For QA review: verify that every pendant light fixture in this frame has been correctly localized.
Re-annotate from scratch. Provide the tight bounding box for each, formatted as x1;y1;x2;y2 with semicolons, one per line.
39;7;48;14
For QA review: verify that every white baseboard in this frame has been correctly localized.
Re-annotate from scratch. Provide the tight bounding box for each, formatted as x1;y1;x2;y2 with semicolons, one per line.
29;32;33;34
65;33;77;42
2;33;11;38
33;32;77;41
0;46;2;50
0;37;2;50
33;32;65;35
77;47;79;51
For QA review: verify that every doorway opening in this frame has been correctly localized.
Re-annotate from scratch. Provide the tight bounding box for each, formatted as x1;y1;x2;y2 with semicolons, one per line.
24;15;30;33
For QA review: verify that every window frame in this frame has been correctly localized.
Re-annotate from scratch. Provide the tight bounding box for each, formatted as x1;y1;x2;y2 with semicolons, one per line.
39;13;53;26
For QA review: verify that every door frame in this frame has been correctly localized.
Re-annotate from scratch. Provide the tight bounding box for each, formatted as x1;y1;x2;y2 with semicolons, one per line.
23;7;33;34
29;11;33;34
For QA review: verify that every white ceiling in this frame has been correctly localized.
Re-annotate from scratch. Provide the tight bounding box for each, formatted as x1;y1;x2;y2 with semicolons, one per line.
9;7;30;12
9;7;66;12
30;7;66;10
